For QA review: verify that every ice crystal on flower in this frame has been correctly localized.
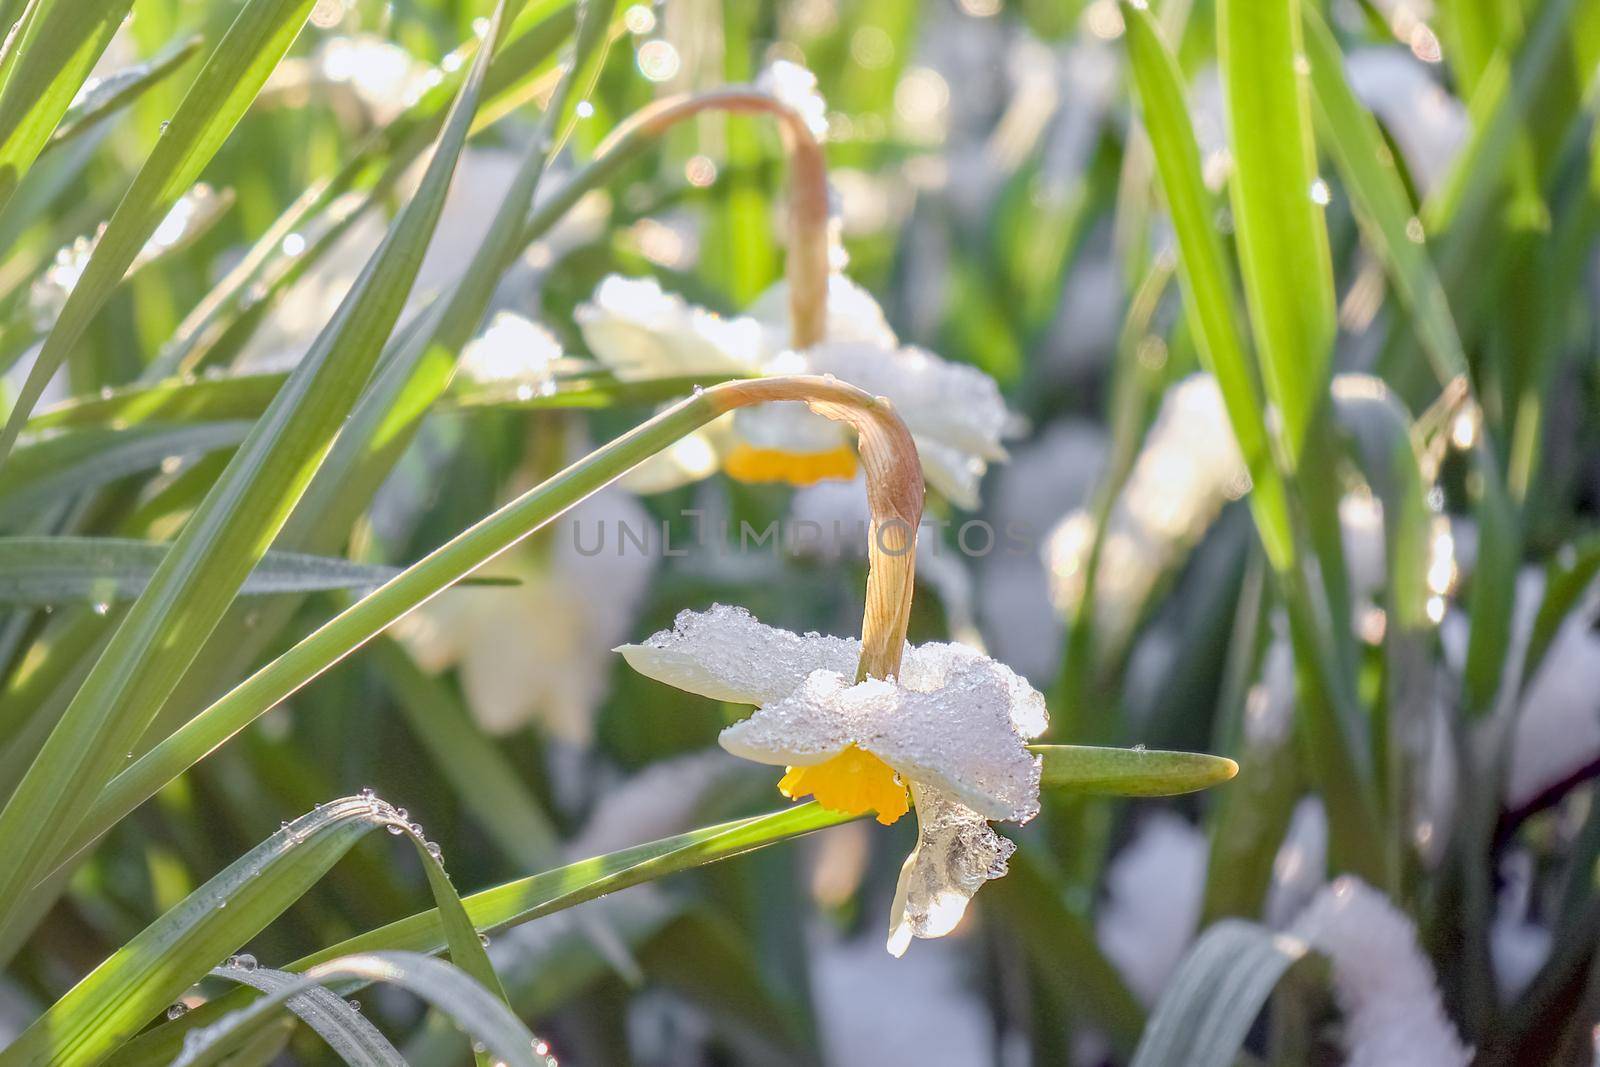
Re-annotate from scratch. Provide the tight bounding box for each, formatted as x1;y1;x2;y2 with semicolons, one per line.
887;785;1015;956
1291;877;1471;1067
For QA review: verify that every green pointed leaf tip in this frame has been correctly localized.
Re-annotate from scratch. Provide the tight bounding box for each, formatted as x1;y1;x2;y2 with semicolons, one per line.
1033;745;1238;796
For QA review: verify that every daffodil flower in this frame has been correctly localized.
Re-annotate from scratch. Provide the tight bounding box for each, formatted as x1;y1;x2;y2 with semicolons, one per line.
618;603;1046;955
576;272;1012;507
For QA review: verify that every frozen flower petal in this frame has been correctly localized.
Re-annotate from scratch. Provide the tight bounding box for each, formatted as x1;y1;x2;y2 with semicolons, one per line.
910;436;985;511
886;785;1015;957
719;652;1043;821
1291;877;1472;1067
899;641;1049;739
576;275;764;379
617;604;860;707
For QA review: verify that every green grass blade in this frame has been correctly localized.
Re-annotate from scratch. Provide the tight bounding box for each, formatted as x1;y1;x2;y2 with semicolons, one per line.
0;537;396;606
1118;1;1292;572
119;803;856;1063
174;953;541;1067
206;964;406;1066
0;422;250;517
1215;0;1334;462
1302;7;1520;721
0;797;395;1067
27;372;725;432
1300;8;1463;379
1129;919;1309;1067
47;36;203;151
0;0;508;944
1122;1;1383;883
0;0;318;460
0;0;133;210
53;390;732;871
1033;744;1237;796
283;0;614;555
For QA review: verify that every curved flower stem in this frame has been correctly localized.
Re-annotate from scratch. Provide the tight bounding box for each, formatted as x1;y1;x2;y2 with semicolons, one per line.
710;379;924;679
591;88;832;348
48;376;920;883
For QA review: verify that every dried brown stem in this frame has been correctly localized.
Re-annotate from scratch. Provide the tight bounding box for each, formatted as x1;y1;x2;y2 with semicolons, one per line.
709;377;924;680
596;88;831;348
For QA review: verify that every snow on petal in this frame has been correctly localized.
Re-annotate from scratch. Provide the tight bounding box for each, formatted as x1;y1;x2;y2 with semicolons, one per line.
617;604;860;707
575;275;763;379
719;671;881;767
899;640;1049;738
1290;877;1472;1067
720;659;1042;821
887;784;1015;957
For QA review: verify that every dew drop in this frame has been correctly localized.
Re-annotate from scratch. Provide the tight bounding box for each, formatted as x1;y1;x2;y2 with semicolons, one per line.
348;998;361;1012
166;1002;189;1020
478;932;491;947
234;953;257;972
1309;178;1331;206
385;823;404;835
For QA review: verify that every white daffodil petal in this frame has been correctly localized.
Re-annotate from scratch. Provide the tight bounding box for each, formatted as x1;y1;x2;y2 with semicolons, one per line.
747;274;898;353
618;604;861;707
887;784;1016;957
576;274;762;379
804;341;1011;462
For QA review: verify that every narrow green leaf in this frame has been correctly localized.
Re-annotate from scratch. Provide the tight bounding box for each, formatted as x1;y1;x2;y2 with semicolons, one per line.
0;0;133;210
0;797;392;1067
54;389;732;872
1122;0;1384;884
0;537;397;606
48;36;204;150
0;422;249;517
1216;0;1334;461
117;803;856;1063
1301;7;1463;380
1118;1;1293;572
1033;744;1237;796
174;953;540;1067
206;964;405;1066
27;372;725;433
1523;534;1600;693
0;0;318;460
1129;919;1310;1067
0;0;507;945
